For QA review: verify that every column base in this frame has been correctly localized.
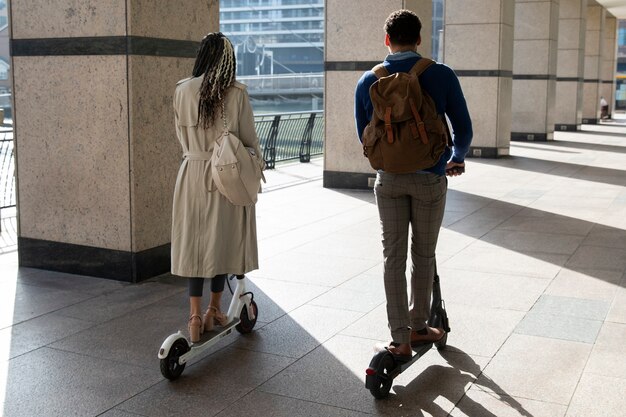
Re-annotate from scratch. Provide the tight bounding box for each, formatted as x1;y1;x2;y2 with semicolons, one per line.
510;132;550;141
554;124;579;131
582;118;598;124
323;170;375;189
18;237;170;282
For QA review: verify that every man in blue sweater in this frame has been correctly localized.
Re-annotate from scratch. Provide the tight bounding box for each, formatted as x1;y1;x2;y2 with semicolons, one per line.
354;10;472;360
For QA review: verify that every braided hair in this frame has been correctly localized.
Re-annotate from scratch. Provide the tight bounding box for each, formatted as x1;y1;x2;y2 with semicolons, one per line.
192;33;236;129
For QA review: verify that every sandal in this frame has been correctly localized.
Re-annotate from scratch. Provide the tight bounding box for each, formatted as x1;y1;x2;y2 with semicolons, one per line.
203;306;228;332
188;314;203;343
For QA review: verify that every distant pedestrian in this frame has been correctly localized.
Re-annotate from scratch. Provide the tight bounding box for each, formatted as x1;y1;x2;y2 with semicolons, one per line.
600;96;610;120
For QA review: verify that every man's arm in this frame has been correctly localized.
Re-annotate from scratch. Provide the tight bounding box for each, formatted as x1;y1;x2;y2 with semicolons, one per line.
443;67;473;165
354;72;377;142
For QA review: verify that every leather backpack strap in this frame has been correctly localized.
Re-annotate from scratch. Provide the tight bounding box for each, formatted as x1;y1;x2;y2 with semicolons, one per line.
372;63;390;79
409;58;435;77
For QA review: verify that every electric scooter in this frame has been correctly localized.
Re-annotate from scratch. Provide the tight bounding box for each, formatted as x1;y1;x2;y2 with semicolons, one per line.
158;274;258;380
365;269;450;399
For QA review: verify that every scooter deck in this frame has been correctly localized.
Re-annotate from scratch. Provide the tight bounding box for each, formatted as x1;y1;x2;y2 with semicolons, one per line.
190;319;241;347
394;342;435;375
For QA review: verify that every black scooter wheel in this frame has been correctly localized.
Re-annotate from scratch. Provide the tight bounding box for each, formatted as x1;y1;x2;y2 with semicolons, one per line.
236;300;258;334
160;338;190;380
368;352;396;399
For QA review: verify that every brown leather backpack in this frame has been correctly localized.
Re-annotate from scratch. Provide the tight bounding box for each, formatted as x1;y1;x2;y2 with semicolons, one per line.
362;58;450;173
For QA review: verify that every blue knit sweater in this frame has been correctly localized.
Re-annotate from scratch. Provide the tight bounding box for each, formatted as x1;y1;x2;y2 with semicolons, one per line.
354;51;473;176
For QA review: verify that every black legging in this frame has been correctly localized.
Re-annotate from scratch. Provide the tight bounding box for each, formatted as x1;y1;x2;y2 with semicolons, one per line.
188;274;245;297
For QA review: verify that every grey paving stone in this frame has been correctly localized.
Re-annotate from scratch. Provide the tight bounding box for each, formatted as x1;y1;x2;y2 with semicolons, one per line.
234;304;364;359
1;347;161;417
529;295;610;321
0;311;94;359
17;268;128;295
477;334;591;405
450;386;567;417
116;348;294;417
307;286;385;313
55;281;185;324
582;224;626;250
583;322;626;379
566;373;626;417
479;229;584;255
99;410;148;417
214;390;371;417
514;311;603;344
544;268;623;302
0;282;94;329
565;244;626;272
496;213;594;237
291;233;383;261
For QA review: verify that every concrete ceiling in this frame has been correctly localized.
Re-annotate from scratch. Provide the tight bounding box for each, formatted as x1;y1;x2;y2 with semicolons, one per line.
596;0;626;18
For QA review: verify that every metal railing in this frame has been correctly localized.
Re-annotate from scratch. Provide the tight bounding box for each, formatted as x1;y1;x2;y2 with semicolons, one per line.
0;129;15;209
239;73;324;95
255;110;323;169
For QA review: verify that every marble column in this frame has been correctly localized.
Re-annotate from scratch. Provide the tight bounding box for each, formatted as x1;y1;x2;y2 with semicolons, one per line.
511;0;560;142
600;14;617;115
11;0;218;281
555;0;587;131
582;1;605;124
444;0;514;156
324;0;432;189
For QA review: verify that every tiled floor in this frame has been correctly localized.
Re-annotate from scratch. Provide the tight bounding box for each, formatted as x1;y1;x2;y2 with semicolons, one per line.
1;123;625;416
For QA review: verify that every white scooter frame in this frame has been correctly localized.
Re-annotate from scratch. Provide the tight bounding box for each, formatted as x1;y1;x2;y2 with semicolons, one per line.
158;274;258;380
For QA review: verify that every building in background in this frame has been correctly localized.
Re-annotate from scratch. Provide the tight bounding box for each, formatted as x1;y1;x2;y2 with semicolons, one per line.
220;0;324;114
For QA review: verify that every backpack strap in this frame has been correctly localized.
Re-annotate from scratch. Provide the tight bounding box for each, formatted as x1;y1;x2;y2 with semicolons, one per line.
408;58;435;77
372;63;390;79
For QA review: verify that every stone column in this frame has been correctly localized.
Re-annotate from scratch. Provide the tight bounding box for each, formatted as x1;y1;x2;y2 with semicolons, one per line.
11;0;218;281
443;0;514;157
600;14;617;116
324;0;432;189
582;1;605;124
511;0;559;142
555;0;587;131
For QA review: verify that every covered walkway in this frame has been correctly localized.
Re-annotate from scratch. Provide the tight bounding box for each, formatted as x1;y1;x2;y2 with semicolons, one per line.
1;123;625;416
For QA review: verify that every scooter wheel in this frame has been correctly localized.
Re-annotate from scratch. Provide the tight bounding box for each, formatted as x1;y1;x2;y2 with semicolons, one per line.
236;300;258;334
368;352;396;399
160;338;190;380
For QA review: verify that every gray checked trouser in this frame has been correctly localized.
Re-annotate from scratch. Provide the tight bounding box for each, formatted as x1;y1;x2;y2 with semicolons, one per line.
374;171;447;344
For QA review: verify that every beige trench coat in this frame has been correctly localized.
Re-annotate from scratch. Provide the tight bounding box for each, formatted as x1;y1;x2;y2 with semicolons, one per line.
171;77;262;278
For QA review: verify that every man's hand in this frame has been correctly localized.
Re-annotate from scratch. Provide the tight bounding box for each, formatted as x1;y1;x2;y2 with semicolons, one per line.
445;161;465;177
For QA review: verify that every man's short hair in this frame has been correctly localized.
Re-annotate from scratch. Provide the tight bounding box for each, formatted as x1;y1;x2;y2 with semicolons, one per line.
384;10;422;46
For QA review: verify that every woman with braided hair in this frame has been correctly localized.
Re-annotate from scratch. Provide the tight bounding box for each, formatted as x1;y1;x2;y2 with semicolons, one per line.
171;33;263;343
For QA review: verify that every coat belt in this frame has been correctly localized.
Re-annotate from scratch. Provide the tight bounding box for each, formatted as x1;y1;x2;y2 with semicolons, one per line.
183;151;212;160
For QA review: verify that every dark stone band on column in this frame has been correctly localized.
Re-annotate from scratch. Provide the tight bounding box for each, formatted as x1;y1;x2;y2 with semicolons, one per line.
555;124;579;131
18;237;170;282
602;80;615;84
324;61;384;71
583;79;600;83
511;132;549;141
582;118;598;124
556;77;584;82
512;74;556;80
455;70;513;78
11;36;200;58
323;171;375;189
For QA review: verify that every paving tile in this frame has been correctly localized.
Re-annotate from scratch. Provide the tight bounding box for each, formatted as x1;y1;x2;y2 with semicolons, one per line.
0;347;161;417
514;311;603;344
0;282;94;329
450;386;567;417
234;304;364;359
436;229;477;257
582;224;626;249
307;286;385;313
17;268;128;295
249;250;381;287
584;322;626;379
100;410;148;417
443;243;568;279
259;334;489;416
116;348;294;417
606;279;626;323
478;229;584;255
214;390;371;417
477;334;592;405
337;271;385;296
440;268;548;311
496;213;594;236
0;311;94;359
529;295;611;321
55;281;185;324
446;203;521;238
565;245;626;272
566;373;626;417
544;268;623;301
340;304;391;342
